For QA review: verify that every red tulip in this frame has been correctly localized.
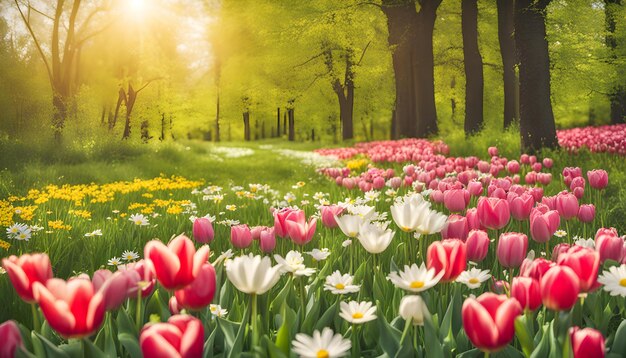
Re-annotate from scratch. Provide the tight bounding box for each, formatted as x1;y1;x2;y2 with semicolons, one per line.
273;207;296;238
520;258;554;282
93;269;141;311
441;214;469;241
33;277;105;338
530;209;560;243
466;230;490;262
556;246;599;292
556;192;579;220
231;224;253;249
462;293;522;353
2;253;53;303
477;197;510;230
427;239;467;282
174;263;216;310
496;232;528;269
570;327;606;358
511;277;541;311
577;204;595;223
0;320;23;358
144;235;210;290
320;205;344;228
587;169;608;190
140;315;204;358
168;296;181;315
540;266;580;311
192;217;214;244
595;232;625;263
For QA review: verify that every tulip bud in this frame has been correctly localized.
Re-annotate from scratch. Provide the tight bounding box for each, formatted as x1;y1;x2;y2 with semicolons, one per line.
399;295;428;326
595;233;625;263
540;266;580;311
542;158;553;168
570;327;606;358
231;224;253;249
488;146;499;157
577;204;595;223
441;214;469;241
466;230;490;262
511;277;542;311
496;232;528;269
587;169;608;190
477;197;510;230
0;320;23;358
259;228;276;253
193;217;214;244
443;189;470;212
506;160;520;174
556;192;579;220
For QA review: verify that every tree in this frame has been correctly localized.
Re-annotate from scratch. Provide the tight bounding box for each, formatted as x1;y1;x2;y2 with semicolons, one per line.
462;0;484;135
605;0;626;124
515;0;558;151
496;0;519;128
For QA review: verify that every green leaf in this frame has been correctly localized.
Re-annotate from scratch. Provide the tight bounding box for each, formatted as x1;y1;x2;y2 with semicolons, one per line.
83;338;108;358
32;332;70;358
611;319;626;356
375;314;401;358
118;333;142;358
515;316;534;357
314;301;338;331
275;303;292;355
530;323;551;358
266;335;288;358
424;313;444;358
203;327;217;358
116;308;137;336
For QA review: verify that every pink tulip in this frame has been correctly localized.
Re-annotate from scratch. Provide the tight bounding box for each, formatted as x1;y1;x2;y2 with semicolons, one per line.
520;154;530;164
595;232;625;263
467;181;483;196
529;209;560;243
477;197;510;230
441;214;469;241
119;260;156;298
0;320;23;358
259;227;276;253
551;243;571;261
320;205;344;228
465;208;483;230
542;158;553;168
285;213;317;245
569;176;585;190
93;269;141;311
509;193;534;220
427;239;467;282
587;169;608;189
540;266;580;311
443;189;470;212
488;146;499;157
174;263;216;310
506;160;520;174
511;277;541;311
33;277;105;338
144;235;210;290
496;232;528;268
557;246;599;292
570;327;606;358
532;162;543;172
462;293;522;353
2;253;53;303
556;192;579;220
231;224;253;249
140;315;204;358
192;217;214;244
466;230;490;262
520;258;554;282
273;207;296;238
343;178;356;190
577;204;595;223
491;279;510;294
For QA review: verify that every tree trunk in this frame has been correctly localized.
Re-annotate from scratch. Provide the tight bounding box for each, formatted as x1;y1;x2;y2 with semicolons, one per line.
215;89;221;142
288;108;295;141
381;0;418;138
497;0;519;129
243;111;251;141
283;112;287;135
413;0;441;137
462;0;484;136
605;0;626;124
276;107;281;137
515;0;558;152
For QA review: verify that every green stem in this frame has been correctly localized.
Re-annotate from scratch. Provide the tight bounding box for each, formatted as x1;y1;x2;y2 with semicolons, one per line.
135;288;142;332
251;293;258;348
351;324;360;358
484;352;490;358
31;303;40;333
399;316;412;347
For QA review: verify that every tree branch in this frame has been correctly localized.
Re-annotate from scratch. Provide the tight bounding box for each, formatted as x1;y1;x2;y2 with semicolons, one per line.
356;40;372;66
13;0;54;85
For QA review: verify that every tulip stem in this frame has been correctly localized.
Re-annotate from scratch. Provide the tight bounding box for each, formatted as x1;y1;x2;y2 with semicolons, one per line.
545;241;550;258
135;288;142;332
31;303;40;333
250;293;258;348
484;352;490;358
399;317;412;348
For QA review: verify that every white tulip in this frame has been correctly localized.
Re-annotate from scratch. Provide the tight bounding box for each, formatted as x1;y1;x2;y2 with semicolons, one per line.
399;295;429;326
335;214;366;238
357;221;394;254
226;254;282;295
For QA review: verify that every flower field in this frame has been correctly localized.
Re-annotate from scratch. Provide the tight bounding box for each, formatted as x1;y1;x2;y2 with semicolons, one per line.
1;138;626;358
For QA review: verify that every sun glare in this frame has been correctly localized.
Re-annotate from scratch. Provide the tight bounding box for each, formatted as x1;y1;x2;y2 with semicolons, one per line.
128;0;147;17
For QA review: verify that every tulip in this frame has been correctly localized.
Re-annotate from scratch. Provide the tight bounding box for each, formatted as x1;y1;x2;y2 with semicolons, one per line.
570;176;585;190
427;239;467;282
595;227;618;240
532;162;543;172
551;243;571;261
540;266;580;311
168;296;181;315
577;204;595;223
399;295;428;326
509;193;534;220
491;279;510;294
595;233;625;263
0;320;23;358
465;208;482;230
320;205;344;228
225;254;282;295
466;230;490;262
557;246;599;292
506;160;520;174
140;315;204;358
175;263;216;310
443;189;470;212
467;181;483;196
520;258;554;282
259;227;276;253
357;222;394;254
488;146;499;157
441;214;469;241
33;277;105;338
285;212;317;245
496;232;528;269
144;235;210;290
93;269;141;311
529;209;560;243
587;169;608;190
543;158;553;168
556;192;579;220
2;253;53;303
570;327;606;358
119;260;156;298
231;224;253;248
511;277;541;311
250;226;266;240
273;207;296;238
192;217;214;244
462;293;522;353
477;197;510;230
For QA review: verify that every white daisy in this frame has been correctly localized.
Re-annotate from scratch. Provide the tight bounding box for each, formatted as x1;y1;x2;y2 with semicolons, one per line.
324;271;360;295
84;229;103;237
387;263;444;293
456;268;491;289
108;257;122;266
306;248;331;261
274;251;315;277
129;214;149;226
122;250;140;261
342;239;352;247
554;230;567;238
209;304;228;318
15;231;31;241
574;237;595;249
292;327;351;358
339;301;377;324
597;264;626;297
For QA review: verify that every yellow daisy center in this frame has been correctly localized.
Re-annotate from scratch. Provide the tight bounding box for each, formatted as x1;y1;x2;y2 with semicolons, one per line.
352;312;364;319
401;226;412;232
469;278;480;284
619;278;626;287
317;349;330;358
335;283;345;290
410;281;424;289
